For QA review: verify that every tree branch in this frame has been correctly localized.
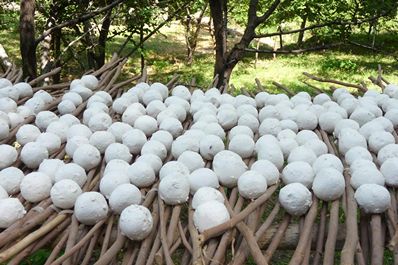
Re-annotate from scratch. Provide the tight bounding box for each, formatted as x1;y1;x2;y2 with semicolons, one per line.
254;9;395;38
256;0;281;24
35;0;125;45
245;42;342;54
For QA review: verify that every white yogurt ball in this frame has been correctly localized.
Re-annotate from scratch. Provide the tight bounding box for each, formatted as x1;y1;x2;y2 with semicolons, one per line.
303;139;328;157
16;124;41;145
350;167;384;189
159;117;183;139
141;140;167;161
74;192;108;225
109;184;142;214
159;173;190;205
134;115;158;137
21;142;49;169
89;131;116;154
0;97;17;113
368;131;395;153
136;154;163;174
192;187;224;209
55;163;87;187
313;168;345;201
345;146;372;166
257;142;284;170
380;158;398;187
338;128;367;155
378;144;398;164
0;144;17;169
0;167;24;194
58;100;76;115
67;124;92;140
159;161;190;180
36;132;61;154
213;150;248;188
66;136;90;157
51;179;82;209
229;126;254;140
295;111;318;130
295;130;319;145
0;119;9;140
188;168;219;194
355;184;390;214
151;130;174;151
122;129;147;155
333;119;360;136
62;92;83;106
193;201;230;233
128;161;156;188
119;205;153;240
35;111;59;131
99;171;130;199
251;159;280;185
20;172;52;202
287;146;317;165
25;97;45;114
0;198;26;228
177;151;205;172
46;121;69;143
282;161;314;188
199;135;225;160
38;159;65;183
104;143;132;163
107;122;132;143
73;144;101;171
59;114;80;127
279;183;312;216
88;112;112;132
171;135;200;159
14;82;33;98
238;170;267;199
81;75;99;90
319;112;343;133
228;134;254;159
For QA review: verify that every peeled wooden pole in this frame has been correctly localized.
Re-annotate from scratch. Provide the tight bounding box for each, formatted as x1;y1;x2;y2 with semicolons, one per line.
370;215;384;265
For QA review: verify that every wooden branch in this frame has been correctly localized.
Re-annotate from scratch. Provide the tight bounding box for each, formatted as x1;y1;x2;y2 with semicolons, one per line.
370;215;384;265
272;81;294;96
158;200;174;265
323;200;340;265
29;67;61;87
256;0;281;23
93;231;126;265
303;72;367;93
35;0;125;44
200;184;277;242
245;43;342;54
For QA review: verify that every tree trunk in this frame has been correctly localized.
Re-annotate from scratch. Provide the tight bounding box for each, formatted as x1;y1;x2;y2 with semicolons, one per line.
83;20;96;69
53;28;61;83
209;0;227;88
20;0;37;80
185;3;208;65
96;9;112;69
297;16;307;47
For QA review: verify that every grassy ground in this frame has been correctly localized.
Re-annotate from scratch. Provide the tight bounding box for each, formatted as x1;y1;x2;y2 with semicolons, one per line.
1;19;397;94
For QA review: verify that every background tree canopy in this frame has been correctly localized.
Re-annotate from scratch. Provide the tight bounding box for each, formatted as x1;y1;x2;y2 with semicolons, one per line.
0;0;397;90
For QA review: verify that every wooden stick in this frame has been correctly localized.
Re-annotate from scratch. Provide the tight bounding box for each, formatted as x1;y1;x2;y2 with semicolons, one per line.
323;200;339;265
289;197;319;265
80;228;102;265
63;215;79;265
189;205;204;265
100;215;115;256
272;81;294;96
313;202;327;265
158;199;174;265
93;231;126;265
201;184;277;242
44;229;70;265
0;213;68;262
167;205;181;245
303;72;367;93
359;213;370;263
51;219;106;265
370;215;384;265
179;221;193;254
29;67;61;87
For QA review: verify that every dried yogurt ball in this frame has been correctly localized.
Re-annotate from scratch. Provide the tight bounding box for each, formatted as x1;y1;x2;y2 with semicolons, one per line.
88;112;112;132
38;159;65;183
192;187;224;209
177;151;205;172
199;135;225;160
378;144;398;164
251;160;280;185
134;115;158;137
345;146;372;166
279;183;312;216
99;171;130;199
213;150;248;188
0;167;24;194
73;144;101;171
229;126;254;140
355;184;390;214
109;184;142;214
172;135;199;159
119;205;153;240
141;140;167;161
295;130;318;145
282;161;314;188
58;100;76;114
295;111;318;130
74;192;108;225
66;136;89;157
89;131;116;154
188;168;219;194
238;170;267;199
16;124;41;145
35;111;59;131
350;167;384;189
136;154;163;174
312;168;345;201
380;158;398;187
368;131;395;154
36;132;62;154
338;128;367;155
193;201;230;233
51;179;82;209
159;173;190;205
0;198;26;228
287;146;317;165
20;172;52;202
21;142;49;169
151;130;174;151
55;163;87;187
159;161;190;180
313;154;343;174
104;143;132;163
228;134;254;159
257;142;284;170
67;124;92;140
46;121;69;143
128;161;156;188
0;144;18;169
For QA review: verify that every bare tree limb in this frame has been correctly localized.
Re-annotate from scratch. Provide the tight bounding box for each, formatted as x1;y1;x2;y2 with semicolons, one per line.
245;42;342;54
256;0;281;24
35;0;125;45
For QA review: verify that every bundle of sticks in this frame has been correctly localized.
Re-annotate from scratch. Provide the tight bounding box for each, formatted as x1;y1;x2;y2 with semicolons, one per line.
0;62;396;265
